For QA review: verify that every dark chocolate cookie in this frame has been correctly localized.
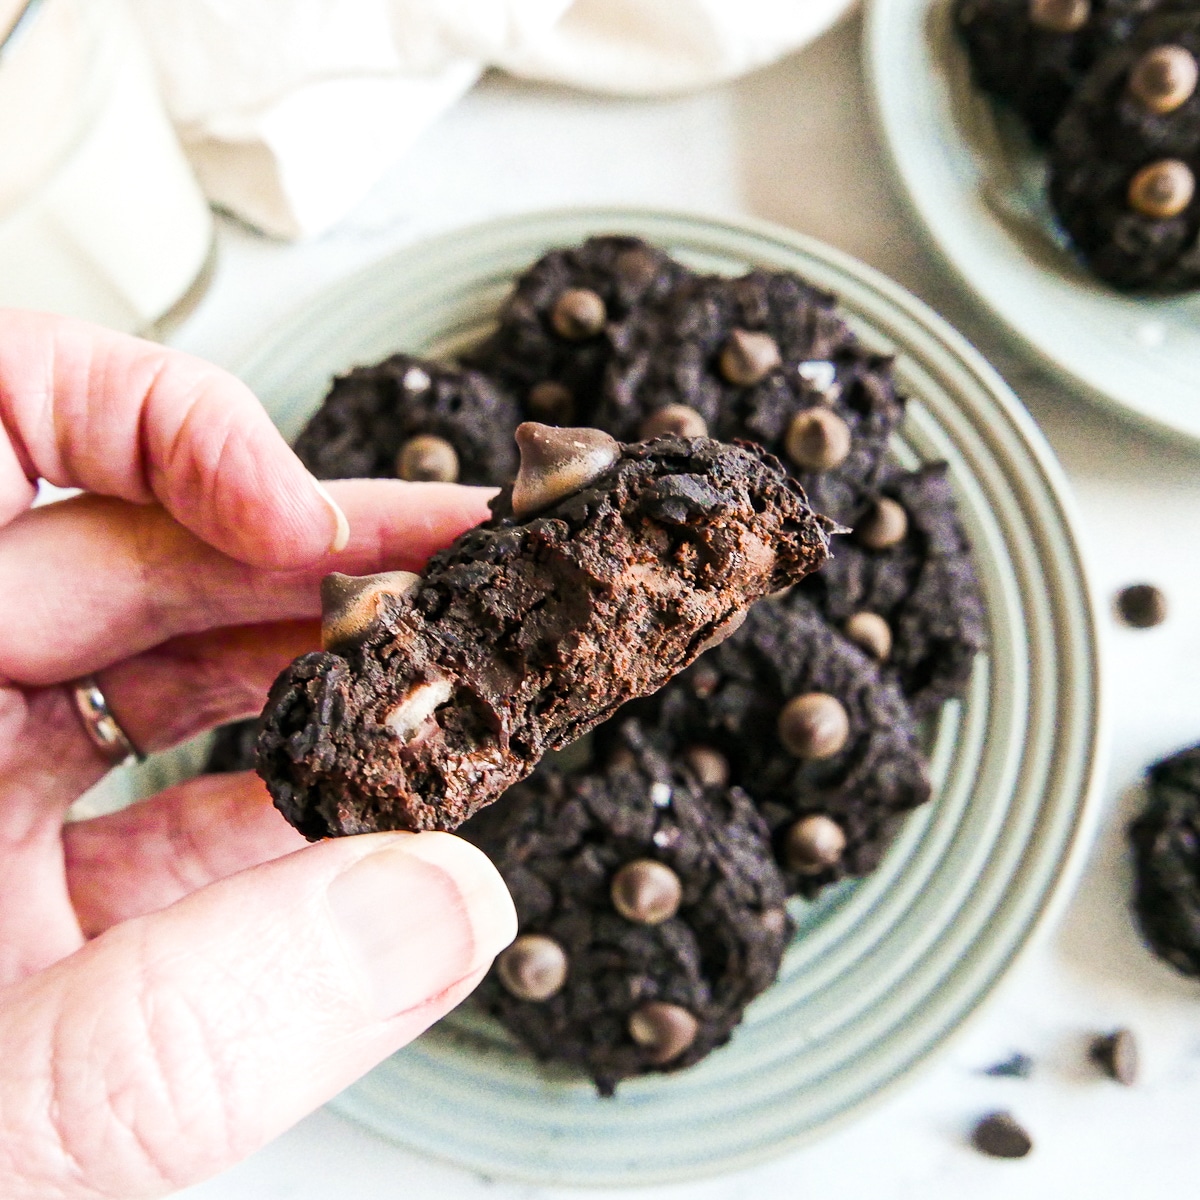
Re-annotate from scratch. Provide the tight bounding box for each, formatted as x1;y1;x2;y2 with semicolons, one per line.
1130;743;1200;976
651;599;931;896
595;270;904;526
954;0;1171;143
204;718;259;773
256;426;832;838
461;721;791;1096
292;353;520;486
793;463;988;716
1049;12;1200;291
462;235;691;426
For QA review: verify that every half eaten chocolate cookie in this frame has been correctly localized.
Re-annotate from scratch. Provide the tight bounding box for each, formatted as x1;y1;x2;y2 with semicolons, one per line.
256;425;832;837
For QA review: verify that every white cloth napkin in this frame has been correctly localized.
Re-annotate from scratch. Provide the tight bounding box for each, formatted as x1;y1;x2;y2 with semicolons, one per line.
129;0;855;239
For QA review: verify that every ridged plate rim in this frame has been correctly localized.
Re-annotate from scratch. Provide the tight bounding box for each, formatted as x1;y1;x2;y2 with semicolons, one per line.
93;207;1105;1187
864;0;1200;443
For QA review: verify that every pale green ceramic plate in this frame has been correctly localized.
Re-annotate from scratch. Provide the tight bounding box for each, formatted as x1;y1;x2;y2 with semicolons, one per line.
865;0;1200;441
84;209;1103;1185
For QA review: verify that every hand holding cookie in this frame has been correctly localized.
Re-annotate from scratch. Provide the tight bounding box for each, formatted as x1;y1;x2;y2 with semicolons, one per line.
0;310;515;1199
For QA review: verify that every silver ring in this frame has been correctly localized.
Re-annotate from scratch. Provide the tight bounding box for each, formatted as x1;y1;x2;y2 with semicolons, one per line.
70;676;141;767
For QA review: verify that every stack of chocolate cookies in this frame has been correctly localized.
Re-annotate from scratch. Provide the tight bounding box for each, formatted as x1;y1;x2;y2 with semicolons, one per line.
207;236;987;1092
956;0;1200;292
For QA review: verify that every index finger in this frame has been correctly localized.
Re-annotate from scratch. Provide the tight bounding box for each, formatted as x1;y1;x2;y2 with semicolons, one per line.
0;309;347;569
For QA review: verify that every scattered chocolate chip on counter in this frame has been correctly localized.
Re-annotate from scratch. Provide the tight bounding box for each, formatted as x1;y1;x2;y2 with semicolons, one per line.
1115;583;1167;628
971;1111;1034;1159
982;1051;1035;1079
1090;1028;1139;1085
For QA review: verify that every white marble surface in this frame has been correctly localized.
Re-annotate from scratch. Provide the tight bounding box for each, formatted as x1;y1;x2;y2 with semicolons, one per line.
172;13;1200;1197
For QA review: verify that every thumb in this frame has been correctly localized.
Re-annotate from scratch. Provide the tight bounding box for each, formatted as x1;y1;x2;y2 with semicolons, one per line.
0;832;516;1200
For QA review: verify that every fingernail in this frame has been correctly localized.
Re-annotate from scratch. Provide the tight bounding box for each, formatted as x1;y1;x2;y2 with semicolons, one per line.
327;832;516;1020
312;479;350;553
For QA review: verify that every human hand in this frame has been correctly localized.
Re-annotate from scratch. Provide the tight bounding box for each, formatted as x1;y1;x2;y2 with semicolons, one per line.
0;311;517;1199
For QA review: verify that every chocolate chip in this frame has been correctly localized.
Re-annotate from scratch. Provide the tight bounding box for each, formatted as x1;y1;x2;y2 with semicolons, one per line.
777;693;850;759
396;434;459;482
971;1112;1033;1158
983;1052;1034;1079
783;814;847;873
1028;0;1088;34
610;859;683;925
1128;45;1197;115
627;1001;699;1064
844;611;892;661
527;380;576;425
784;408;852;472
1128;159;1194;220
1116;584;1167;628
682;744;730;788
855;497;908;550
550;287;606;339
496;934;569;1001
320;570;421;651
510;422;620;518
718;329;782;387
1090;1029;1139;1085
639;404;708;440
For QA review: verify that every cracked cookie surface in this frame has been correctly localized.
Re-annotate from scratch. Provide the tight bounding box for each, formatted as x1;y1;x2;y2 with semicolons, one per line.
595;270;904;526
461;721;790;1095
955;0;1172;143
649;599;931;896
462;235;690;425
794;463;988;716
292;352;521;486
